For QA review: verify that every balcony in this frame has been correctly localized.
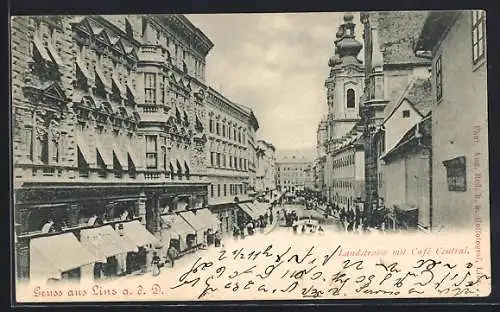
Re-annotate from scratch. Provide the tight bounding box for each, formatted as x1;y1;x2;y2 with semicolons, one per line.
137;45;168;65
138;105;167;124
13;163;207;187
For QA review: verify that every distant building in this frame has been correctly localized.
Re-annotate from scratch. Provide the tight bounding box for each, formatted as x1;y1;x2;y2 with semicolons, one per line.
414;10;488;231
255;140;276;194
315;116;328;196
276;154;313;192
304;164;315;191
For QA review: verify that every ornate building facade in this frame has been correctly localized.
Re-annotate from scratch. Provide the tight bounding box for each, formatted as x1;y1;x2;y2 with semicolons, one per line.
11;14;264;282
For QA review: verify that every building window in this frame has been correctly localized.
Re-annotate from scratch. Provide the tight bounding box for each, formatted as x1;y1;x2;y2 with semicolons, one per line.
224;184;227;196
222;124;226;137
229;156;233;168
160;75;165;104
145;135;157;169
211;184;214;197
144;73;156;104
402;110;410;118
443;156;466;192
435;55;443;102
209;119;214;133
472;10;486;64
24;127;33;161
210;152;214;166
216;122;220;135
217;184;221;197
216;153;221;167
346;89;355;108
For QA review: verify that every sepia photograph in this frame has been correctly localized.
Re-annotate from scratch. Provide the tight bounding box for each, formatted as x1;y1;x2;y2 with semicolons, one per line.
10;10;490;303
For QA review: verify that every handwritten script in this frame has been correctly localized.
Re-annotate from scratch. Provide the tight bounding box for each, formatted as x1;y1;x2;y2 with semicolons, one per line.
20;232;492;302
162;244;490;300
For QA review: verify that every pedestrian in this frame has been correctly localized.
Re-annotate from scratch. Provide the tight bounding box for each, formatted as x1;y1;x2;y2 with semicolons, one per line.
269;213;274;225
151;251;161;276
214;231;221;247
301;224;306;234
167;245;177;268
239;223;246;239
232;224;239;240
292;219;298;234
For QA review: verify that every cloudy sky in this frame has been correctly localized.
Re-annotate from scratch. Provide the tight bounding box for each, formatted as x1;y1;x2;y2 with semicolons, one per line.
186;13;364;151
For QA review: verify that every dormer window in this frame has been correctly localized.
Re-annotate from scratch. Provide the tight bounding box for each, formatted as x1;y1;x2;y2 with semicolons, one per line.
402;110;410;118
346;89;355;108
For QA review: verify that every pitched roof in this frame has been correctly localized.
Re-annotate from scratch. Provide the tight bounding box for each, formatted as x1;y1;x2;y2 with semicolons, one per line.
405;77;433;116
414;11;462;53
377;11;430;65
381;114;432;161
383;76;432;124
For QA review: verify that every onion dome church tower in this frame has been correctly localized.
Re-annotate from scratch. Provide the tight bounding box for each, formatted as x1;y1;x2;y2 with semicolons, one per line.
325;12;365;144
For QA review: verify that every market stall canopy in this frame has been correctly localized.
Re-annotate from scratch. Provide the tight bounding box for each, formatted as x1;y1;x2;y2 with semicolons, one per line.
196;208;220;231
179;210;207;233
80;225;138;262
118;220;160;247
30;233;100;280
237;203;260;220
161;214;196;239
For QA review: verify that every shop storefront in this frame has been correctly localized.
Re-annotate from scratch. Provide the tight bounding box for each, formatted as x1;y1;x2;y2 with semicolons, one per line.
116;220;160;274
29;232;100;284
160;214;196;255
79;225;138;280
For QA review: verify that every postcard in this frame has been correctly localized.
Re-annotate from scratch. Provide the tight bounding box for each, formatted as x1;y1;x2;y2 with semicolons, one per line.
11;10;490;303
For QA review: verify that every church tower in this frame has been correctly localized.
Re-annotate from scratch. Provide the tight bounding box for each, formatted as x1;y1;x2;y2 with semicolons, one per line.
325;13;365;144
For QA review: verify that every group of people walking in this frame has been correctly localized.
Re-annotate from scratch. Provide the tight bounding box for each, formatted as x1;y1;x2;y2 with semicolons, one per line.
233;208;275;239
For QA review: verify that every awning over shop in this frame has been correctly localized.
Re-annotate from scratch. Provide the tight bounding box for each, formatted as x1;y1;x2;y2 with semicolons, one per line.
196;208;221;230
119;220;160;247
46;42;64;67
95;137;113;167
161;214;196;239
126;81;137;99
30;233;100;280
179;211;206;233
75;132;92;164
95;68;112;91
125;145;139;169
75;57;92;81
237;203;260;220
252;202;270;216
112;141;128;170
112;75;126;98
80;225;138;262
32;36;51;63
